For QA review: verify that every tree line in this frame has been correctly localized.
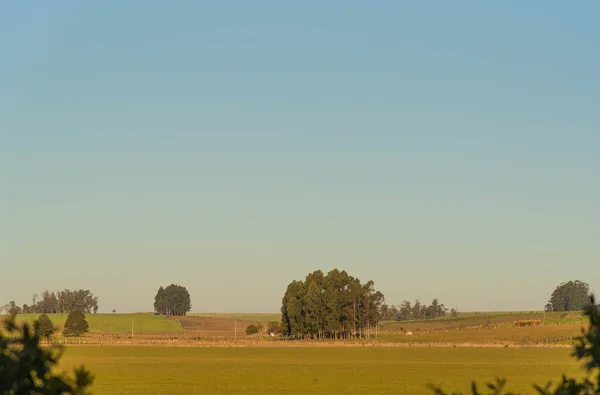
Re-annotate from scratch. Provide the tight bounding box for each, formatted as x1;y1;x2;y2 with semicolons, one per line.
281;269;385;339
380;299;455;321
2;289;98;315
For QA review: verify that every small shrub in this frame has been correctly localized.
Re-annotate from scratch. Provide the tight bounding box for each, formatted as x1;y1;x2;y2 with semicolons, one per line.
515;320;542;327
246;324;261;335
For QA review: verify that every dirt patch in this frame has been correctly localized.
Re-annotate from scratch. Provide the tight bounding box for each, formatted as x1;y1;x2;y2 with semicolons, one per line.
170;315;265;336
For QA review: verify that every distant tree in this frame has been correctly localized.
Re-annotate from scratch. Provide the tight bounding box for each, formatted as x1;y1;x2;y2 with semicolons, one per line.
246;324;261;335
8;301;21;315
380;303;389;320
154;286;166;315
379;304;399;321
112;309;116;313
420;303;428;320
55;289;98;314
37;291;58;313
36;314;55;337
388;305;399;321
281;280;306;337
303;273;326;338
63;311;89;337
399;300;412;321
412;300;422;320
153;284;191;316
0;317;94;394
427;299;447;319
389;306;400;321
548;280;590;312
450;308;459;318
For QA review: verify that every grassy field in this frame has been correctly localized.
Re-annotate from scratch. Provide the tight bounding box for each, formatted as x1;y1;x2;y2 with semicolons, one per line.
11;314;183;333
378;324;581;345
177;315;274;336
59;347;583;394
189;313;281;322
4;313;276;338
5;312;591;393
3;311;587;346
380;311;585;333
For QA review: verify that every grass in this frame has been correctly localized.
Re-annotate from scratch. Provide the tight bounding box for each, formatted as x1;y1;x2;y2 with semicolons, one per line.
378;324;581;344
3;311;586;345
380;311;585;333
10;314;183;333
59;347;584;394
188;313;281;322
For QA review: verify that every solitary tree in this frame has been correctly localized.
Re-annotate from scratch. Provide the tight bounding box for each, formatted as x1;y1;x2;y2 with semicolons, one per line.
548;280;590;312
36;314;55;337
63;311;89;337
0;317;94;394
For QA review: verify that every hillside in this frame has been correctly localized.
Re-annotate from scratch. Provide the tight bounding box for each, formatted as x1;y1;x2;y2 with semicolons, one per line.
10;314;183;333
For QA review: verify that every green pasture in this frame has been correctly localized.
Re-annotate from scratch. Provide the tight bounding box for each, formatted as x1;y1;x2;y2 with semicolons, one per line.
60;347;583;394
11;314;183;333
188;313;281;322
378;324;581;344
380;311;585;332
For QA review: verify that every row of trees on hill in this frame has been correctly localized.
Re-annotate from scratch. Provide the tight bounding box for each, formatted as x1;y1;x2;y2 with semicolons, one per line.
3;289;98;315
154;284;191;316
379;299;454;321
281;269;385;339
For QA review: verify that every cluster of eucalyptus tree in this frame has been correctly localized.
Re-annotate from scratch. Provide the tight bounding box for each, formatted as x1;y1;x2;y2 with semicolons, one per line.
380;298;451;321
154;284;191;316
281;269;385;339
4;289;98;315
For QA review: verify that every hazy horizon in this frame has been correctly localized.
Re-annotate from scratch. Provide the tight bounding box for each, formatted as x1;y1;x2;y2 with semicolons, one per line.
2;2;599;314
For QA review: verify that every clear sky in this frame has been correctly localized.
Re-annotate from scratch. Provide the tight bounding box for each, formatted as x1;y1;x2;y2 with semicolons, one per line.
2;2;599;313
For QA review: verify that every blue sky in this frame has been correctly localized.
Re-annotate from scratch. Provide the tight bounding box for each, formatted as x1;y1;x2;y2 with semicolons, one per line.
2;2;599;313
